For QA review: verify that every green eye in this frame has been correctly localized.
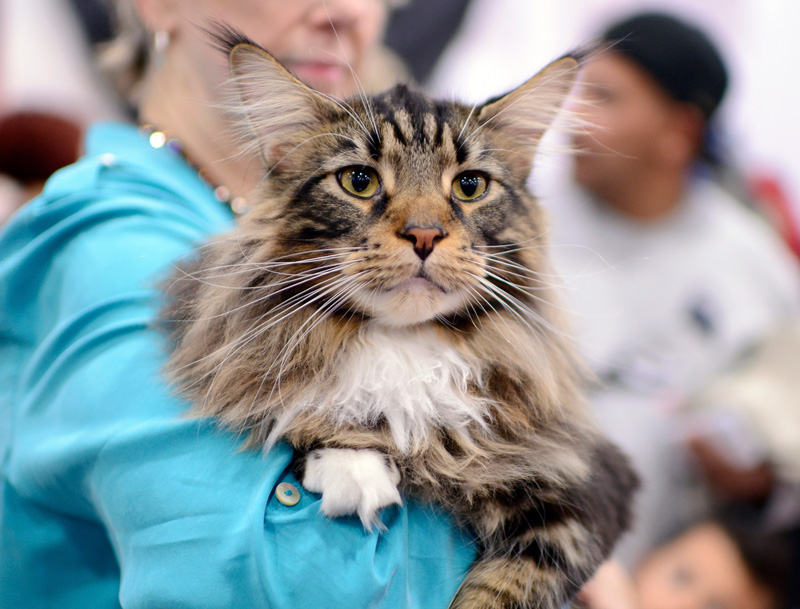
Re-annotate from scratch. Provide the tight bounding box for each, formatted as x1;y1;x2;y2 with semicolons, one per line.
452;172;488;201
338;167;380;198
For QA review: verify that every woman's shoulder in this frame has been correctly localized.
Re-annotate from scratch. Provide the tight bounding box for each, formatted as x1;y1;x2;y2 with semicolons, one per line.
0;121;235;284
0;122;235;341
38;122;232;231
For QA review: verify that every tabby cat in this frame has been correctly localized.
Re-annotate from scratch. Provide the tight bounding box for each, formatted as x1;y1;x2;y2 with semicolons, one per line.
163;30;638;609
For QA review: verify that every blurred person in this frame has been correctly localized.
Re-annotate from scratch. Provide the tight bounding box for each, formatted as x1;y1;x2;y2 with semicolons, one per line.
546;12;800;564
686;319;800;605
0;1;482;608
579;516;790;609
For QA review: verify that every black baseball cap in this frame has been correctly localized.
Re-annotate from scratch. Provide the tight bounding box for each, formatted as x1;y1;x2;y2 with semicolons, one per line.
601;12;729;121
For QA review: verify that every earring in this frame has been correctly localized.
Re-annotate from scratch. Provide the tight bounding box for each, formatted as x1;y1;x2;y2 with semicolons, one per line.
153;30;170;68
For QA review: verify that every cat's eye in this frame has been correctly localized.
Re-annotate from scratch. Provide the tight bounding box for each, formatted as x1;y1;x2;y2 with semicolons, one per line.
452;172;488;202
338;167;380;199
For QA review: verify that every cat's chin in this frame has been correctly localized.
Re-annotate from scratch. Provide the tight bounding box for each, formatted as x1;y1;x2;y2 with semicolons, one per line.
352;280;467;327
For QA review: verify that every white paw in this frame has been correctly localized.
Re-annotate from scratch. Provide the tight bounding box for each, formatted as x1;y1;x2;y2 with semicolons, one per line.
301;448;402;531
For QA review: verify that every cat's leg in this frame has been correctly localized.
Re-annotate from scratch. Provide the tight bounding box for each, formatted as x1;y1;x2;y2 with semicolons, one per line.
299;447;402;529
450;439;638;609
287;424;402;529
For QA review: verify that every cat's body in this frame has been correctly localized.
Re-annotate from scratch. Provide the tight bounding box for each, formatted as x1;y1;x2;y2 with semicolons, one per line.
164;31;637;609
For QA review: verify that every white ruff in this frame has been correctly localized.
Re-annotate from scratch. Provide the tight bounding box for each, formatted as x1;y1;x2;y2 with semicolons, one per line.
268;326;489;453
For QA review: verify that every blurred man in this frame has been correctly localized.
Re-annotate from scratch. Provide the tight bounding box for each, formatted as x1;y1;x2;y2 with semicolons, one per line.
546;12;800;564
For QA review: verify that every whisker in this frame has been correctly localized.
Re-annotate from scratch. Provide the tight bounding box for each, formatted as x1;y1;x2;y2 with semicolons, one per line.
474;243;547;257
316;49;380;145
480;253;569;282
260;274;364;424
472;236;546;250
482;269;575;317
193;253;356;279
478;260;536;284
200;272;361;403
171;268;356;383
479;256;566;289
465;282;534;349
474;275;573;342
457;101;479;143
268;245;366;259
319;2;381;143
460;285;492;332
177;260;364;318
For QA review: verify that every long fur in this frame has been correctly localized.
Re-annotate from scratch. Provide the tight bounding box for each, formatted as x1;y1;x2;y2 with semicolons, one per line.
269;325;491;453
162;30;638;609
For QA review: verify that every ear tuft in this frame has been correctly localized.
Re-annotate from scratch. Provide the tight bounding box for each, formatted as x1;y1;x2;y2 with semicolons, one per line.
205;21;259;57
213;23;336;170
477;55;580;176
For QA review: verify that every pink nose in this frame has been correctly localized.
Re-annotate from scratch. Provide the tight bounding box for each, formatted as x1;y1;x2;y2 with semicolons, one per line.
399;225;447;260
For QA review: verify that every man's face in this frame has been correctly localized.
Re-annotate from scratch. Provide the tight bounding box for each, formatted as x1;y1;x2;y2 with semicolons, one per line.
571;52;682;201
636;524;774;609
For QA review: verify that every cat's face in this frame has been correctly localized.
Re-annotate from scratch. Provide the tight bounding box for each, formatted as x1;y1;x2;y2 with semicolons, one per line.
228;38;577;327
262;87;543;326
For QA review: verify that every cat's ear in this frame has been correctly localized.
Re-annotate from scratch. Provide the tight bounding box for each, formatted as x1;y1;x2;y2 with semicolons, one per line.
224;37;338;169
477;56;579;176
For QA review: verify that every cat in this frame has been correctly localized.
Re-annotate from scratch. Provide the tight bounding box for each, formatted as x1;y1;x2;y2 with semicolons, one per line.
162;29;638;609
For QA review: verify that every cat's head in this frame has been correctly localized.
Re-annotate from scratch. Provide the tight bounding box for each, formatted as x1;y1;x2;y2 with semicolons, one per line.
223;30;578;328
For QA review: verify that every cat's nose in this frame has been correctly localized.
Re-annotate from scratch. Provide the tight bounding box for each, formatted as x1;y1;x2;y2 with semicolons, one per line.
399;225;447;261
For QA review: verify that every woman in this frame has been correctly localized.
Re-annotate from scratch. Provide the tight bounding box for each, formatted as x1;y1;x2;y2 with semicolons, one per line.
0;1;477;607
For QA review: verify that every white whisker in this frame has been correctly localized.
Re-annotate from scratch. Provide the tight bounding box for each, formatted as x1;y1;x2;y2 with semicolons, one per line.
457;102;479;143
473;275;573;342
201;272;361;406
319;0;380;143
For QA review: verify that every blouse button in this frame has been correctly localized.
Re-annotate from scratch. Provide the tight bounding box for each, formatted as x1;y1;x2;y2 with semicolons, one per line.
276;482;301;507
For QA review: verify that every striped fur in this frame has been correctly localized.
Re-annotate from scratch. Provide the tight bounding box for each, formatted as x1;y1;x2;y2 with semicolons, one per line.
163;32;637;609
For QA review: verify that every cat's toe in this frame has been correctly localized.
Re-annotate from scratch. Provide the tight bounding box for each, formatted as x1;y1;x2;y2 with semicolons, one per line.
301;448;401;530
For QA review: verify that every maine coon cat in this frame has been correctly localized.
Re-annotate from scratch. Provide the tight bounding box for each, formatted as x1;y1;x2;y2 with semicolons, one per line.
163;30;638;609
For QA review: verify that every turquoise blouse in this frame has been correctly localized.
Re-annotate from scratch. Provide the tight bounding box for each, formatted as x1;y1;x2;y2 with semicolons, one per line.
0;122;476;608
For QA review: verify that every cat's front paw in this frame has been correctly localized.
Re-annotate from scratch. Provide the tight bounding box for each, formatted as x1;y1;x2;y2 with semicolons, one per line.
301;448;402;531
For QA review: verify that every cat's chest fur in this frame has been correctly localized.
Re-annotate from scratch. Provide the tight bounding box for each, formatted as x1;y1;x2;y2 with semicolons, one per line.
295;326;488;453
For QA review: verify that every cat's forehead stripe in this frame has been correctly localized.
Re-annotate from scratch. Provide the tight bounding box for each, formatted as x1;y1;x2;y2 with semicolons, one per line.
423;113;437;144
392;109;414;145
353;87;476;166
376;110;465;164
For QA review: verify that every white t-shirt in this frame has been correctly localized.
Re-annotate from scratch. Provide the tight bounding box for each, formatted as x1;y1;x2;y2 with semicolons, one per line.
545;175;800;564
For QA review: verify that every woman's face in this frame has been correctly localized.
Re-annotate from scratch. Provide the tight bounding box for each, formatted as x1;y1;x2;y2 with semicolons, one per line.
162;0;387;97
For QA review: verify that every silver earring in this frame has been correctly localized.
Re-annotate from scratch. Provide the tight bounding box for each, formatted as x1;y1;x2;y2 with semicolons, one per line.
153;30;170;68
